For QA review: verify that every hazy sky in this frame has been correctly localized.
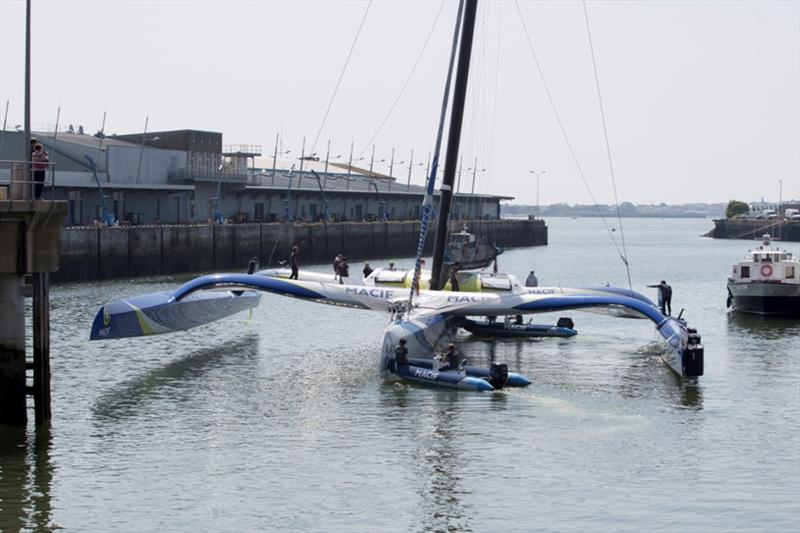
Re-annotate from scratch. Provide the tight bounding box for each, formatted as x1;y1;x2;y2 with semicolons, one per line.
1;0;798;205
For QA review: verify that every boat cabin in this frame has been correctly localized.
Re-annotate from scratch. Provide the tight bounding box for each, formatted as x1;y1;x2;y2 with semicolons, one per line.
730;235;798;283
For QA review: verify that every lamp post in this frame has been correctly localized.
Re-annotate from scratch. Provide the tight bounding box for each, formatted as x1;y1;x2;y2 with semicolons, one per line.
778;178;782;219
529;169;547;218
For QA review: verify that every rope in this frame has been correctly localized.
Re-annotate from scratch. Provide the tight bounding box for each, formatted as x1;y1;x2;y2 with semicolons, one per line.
310;1;373;155
357;0;446;159
583;0;632;290
513;0;628;272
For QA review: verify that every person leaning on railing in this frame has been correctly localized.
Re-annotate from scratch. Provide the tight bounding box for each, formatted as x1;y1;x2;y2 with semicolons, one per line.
31;143;49;199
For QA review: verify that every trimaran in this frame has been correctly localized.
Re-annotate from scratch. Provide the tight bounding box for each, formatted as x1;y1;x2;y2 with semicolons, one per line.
90;0;704;389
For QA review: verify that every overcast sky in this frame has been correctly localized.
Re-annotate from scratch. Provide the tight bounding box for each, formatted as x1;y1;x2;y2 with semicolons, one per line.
1;0;798;205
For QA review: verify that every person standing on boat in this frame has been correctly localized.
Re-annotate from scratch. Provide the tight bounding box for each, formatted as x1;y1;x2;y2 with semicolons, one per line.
363;263;374;278
647;280;672;315
338;256;349;284
449;264;460;292
388;262;396;271
289;246;299;280
333;254;342;282
525;270;538;287
247;257;259;274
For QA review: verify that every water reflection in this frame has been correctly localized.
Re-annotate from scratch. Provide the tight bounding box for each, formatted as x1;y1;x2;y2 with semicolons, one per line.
726;312;800;339
617;345;704;410
414;402;471;533
93;334;259;421
0;424;54;532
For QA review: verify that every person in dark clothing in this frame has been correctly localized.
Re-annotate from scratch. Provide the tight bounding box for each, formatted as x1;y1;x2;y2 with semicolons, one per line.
247;257;259;274
438;343;457;372
363;263;374;278
647;280;672;315
31;143;49;199
394;338;409;368
338;256;349;284
449;265;460;292
514;315;524;325
289;246;299;280
333;254;342;281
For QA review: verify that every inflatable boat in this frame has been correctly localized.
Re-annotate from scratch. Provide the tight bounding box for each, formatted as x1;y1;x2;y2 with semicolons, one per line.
462;317;577;338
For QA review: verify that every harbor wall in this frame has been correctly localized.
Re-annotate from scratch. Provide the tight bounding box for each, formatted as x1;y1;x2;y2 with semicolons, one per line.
53;219;547;282
705;219;800;242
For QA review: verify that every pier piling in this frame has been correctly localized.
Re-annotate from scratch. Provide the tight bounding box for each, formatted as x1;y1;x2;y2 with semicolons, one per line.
0;198;66;425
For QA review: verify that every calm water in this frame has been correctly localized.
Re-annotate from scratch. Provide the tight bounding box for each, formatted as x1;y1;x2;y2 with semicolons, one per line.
1;218;798;532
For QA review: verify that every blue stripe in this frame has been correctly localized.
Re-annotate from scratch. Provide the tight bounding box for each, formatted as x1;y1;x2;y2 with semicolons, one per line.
172;274;326;302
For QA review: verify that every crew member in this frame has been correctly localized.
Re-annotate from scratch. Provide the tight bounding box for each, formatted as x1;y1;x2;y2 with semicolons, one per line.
338;256;349;284
363;263;374;278
647;280;673;315
289;246;299;280
437;343;457;372
394;338;409;368
247;257;259;274
388;262;396;271
449;264;460;292
333;254;342;281
525;270;538;287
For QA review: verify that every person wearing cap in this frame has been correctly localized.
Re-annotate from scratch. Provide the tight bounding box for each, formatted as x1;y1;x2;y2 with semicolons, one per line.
525;270;538;287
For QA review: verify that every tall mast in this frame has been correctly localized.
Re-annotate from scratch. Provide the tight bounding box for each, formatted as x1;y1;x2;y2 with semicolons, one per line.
407;0;466;306
430;0;478;290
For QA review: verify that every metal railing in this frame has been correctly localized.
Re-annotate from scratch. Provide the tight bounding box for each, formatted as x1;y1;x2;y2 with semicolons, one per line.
0;159;57;202
222;144;262;156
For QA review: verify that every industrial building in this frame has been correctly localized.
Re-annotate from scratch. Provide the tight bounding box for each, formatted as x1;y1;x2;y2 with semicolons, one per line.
0;128;510;226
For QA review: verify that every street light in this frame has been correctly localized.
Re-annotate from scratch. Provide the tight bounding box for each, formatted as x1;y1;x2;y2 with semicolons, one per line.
529;170;547;218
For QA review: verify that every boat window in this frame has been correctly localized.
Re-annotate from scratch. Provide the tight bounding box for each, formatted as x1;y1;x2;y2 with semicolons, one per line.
741;265;750;278
762;255;771;262
786;266;795;279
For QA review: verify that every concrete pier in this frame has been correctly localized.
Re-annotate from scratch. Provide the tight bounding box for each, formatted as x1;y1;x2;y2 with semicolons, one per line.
0;200;67;425
54;218;547;282
706;219;800;242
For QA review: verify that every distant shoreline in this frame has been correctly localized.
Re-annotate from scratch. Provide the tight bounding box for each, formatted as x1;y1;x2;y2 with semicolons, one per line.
503;213;709;219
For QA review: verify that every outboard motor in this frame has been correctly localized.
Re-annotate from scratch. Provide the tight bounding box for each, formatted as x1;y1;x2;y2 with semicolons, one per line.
684;328;704;377
557;317;575;330
488;363;509;390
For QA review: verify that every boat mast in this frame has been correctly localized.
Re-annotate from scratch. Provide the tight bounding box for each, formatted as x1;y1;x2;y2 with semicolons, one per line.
407;0;465;306
430;0;478;290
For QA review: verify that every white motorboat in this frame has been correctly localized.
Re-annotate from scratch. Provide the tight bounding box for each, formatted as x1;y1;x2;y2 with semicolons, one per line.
727;234;800;316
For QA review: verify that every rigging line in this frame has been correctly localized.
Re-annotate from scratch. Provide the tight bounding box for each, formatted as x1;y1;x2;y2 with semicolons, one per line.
583;0;632;289
513;0;626;264
356;0;446;160
310;0;373;156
